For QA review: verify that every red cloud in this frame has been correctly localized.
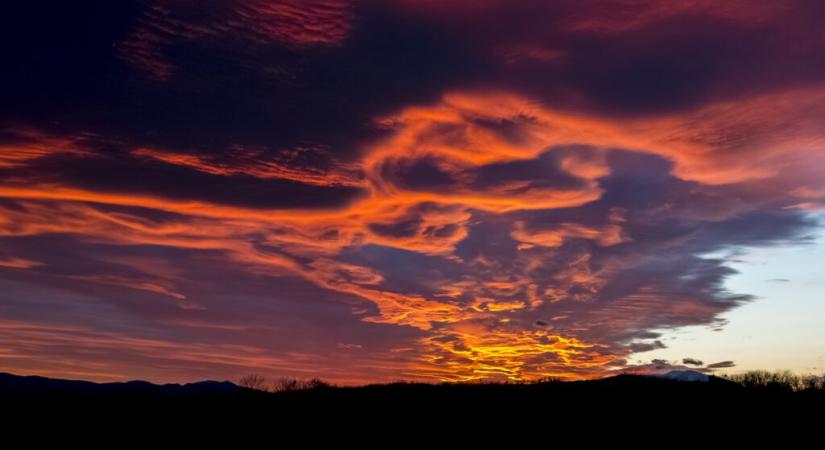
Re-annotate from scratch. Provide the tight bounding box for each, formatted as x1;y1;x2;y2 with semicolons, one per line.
118;0;352;80
132;146;364;188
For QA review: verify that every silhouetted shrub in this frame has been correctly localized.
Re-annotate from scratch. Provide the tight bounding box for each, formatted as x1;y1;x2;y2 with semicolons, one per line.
725;370;825;392
272;377;332;392
238;374;269;392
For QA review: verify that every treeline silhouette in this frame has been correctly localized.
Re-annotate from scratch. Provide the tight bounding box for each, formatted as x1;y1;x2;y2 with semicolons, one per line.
238;373;331;392
724;370;825;391
3;370;822;429
238;370;825;393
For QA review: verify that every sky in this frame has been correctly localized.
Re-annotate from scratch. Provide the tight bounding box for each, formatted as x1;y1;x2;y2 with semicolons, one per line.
0;0;823;385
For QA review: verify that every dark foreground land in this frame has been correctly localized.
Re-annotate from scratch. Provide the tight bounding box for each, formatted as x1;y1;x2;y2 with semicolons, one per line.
2;371;822;433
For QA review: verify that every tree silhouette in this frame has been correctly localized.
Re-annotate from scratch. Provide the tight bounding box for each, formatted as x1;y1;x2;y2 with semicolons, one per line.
238;373;268;391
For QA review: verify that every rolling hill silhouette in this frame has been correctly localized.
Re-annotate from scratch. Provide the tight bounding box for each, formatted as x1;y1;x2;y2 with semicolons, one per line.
2;370;821;430
0;372;240;396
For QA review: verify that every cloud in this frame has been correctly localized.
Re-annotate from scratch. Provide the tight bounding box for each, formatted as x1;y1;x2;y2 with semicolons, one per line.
706;361;736;369
628;341;666;353
619;357;724;374
510;212;627;250
131;147;364;188
1;81;820;380
0;0;823;383
0;117;816;381
117;0;353;80
0;257;43;269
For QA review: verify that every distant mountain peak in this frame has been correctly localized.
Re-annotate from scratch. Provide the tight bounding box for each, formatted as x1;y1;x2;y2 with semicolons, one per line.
656;370;710;382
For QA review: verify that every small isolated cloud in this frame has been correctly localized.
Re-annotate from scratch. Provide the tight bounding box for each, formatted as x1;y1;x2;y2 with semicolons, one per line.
706;361;736;369
766;278;790;283
651;359;671;370
682;358;704;366
337;343;363;350
620;358;702;374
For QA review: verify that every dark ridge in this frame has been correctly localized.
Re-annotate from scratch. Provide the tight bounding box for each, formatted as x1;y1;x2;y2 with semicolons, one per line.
2;371;822;431
0;371;241;396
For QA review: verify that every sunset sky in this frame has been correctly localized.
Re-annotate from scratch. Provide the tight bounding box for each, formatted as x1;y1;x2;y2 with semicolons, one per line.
1;0;824;384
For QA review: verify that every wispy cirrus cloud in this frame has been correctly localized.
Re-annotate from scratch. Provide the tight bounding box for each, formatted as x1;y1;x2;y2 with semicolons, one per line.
118;0;352;80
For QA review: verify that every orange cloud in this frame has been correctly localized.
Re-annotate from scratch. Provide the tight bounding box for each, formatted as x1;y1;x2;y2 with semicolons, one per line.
1;83;823;383
0;129;90;168
132;146;364;188
5;0;824;387
0;257;43;269
415;326;616;382
511;220;626;250
371;87;825;190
